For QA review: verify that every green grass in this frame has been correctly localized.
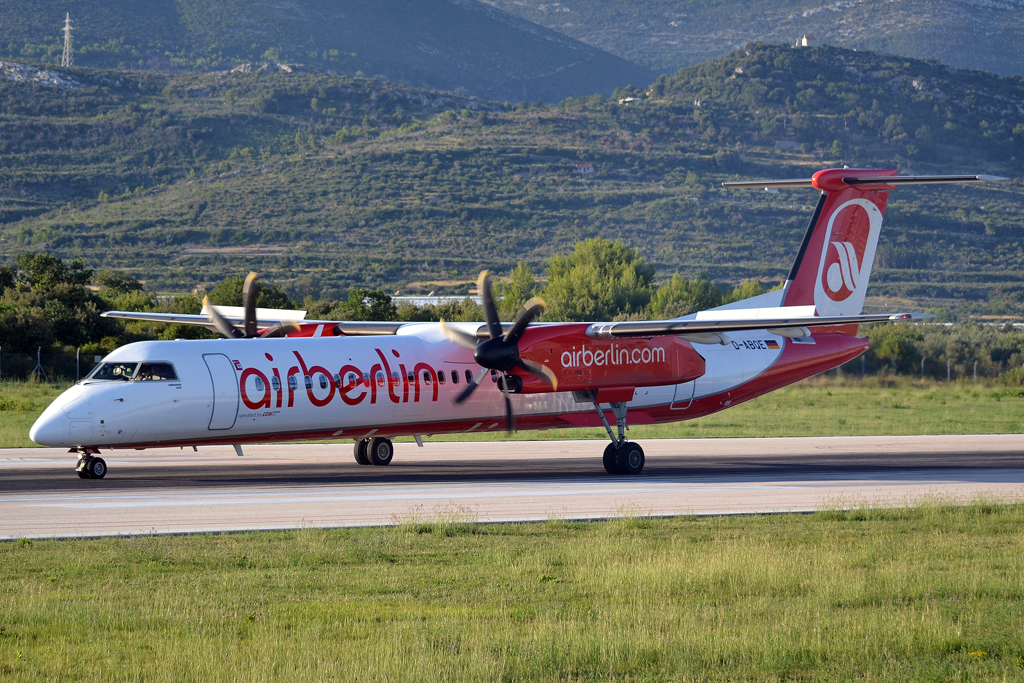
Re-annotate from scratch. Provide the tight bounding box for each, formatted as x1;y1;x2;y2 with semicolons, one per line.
4;375;1023;447
412;374;1024;443
2;503;1024;680
0;381;71;448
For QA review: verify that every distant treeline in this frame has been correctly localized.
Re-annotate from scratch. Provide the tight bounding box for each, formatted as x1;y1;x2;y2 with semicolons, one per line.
2;246;1022;384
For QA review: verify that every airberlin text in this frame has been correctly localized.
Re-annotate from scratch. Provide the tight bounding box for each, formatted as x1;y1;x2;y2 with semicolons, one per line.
560;344;665;368
237;349;440;411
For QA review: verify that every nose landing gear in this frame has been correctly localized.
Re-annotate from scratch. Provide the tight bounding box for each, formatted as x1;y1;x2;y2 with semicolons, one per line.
74;449;107;479
595;401;645;475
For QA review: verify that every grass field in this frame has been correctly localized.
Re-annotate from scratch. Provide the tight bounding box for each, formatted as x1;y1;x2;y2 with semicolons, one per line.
1;503;1023;680
3;375;1022;448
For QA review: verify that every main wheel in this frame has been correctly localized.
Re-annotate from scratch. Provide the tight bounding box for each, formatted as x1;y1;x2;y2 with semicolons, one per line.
76;458;89;478
86;457;107;479
353;439;370;466
615;442;644;476
602;443;618;474
367;437;394;466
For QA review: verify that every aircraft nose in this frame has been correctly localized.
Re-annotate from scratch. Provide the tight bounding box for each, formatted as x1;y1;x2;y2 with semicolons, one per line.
30;411;67;447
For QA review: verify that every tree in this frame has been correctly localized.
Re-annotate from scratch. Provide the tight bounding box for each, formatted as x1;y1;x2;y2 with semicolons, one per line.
96;269;143;294
495;262;538;321
648;273;723;319
543;238;654;321
724;279;767;304
208;275;295;309
15;253;91;290
329;289;397;321
0;254;121;353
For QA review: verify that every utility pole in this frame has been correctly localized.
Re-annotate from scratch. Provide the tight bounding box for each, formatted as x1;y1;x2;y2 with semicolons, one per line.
61;13;74;68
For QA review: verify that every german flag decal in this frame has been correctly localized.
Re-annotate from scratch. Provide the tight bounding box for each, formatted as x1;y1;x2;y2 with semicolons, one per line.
765;340;780;350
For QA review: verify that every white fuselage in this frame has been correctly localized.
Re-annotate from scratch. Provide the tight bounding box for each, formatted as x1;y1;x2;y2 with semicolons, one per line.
30;323;785;449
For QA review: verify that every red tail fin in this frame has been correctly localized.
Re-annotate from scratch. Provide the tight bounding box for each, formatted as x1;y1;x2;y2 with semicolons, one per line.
781;168;896;316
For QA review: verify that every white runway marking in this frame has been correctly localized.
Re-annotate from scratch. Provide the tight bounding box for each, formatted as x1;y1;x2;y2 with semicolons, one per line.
1;435;1022;539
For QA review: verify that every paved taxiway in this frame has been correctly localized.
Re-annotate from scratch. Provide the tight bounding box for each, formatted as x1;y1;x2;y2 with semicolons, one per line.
2;434;1022;540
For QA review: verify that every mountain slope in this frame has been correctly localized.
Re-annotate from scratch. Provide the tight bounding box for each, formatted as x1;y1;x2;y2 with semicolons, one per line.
0;0;653;102
481;0;1024;77
0;45;1022;318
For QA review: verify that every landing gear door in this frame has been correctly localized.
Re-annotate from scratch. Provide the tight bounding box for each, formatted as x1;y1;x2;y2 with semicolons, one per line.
203;353;239;430
670;379;695;410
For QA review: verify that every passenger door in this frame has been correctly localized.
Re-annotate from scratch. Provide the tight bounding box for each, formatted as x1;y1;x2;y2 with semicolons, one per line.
203;353;239;430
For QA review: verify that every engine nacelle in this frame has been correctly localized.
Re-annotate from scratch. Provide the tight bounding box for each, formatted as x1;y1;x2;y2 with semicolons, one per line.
513;324;706;394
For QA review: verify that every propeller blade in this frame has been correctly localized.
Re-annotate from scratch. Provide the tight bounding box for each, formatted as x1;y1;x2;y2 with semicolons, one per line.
242;272;258;338
453;367;489;405
503;296;545;345
203;296;243;339
517;358;558;391
500;374;514;433
260;321;301;338
477;270;502;340
439;318;479;349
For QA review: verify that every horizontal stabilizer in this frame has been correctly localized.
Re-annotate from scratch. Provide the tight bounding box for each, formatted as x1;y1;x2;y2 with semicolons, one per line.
585;312;932;340
723;174;1007;190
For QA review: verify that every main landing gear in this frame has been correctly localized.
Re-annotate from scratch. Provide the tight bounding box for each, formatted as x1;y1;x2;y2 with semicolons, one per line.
74;450;107;479
594;401;645;475
354;437;394;466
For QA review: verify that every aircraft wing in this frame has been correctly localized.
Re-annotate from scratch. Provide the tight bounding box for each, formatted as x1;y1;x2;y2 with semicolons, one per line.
102;310;409;336
585;312;931;342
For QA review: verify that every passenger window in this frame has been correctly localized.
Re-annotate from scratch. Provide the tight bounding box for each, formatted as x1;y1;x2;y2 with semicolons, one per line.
319;374;328;390
451;370;459;384
135;362;177;381
288;375;297;391
438;372;445;385
255;376;265;392
423;370;431;384
333;373;342;388
304;375;313;390
465;369;472;383
407;372;415;382
271;376;281;391
363;372;370;386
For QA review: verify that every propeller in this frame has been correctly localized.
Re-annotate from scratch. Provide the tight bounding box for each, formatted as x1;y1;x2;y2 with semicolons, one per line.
203;272;300;339
440;270;558;432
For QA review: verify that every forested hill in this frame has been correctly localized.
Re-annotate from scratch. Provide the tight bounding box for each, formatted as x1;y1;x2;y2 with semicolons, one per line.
481;0;1024;78
0;0;653;103
1;44;1022;318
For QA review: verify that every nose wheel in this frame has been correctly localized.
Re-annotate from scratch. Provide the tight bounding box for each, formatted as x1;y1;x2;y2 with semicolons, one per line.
75;452;107;479
595;401;644;475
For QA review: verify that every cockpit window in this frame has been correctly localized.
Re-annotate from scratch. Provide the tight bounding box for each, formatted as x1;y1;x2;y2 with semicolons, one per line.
136;362;178;381
87;362;139;381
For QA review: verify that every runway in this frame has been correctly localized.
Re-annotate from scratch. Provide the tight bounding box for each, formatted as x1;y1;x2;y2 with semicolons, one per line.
2;434;1023;540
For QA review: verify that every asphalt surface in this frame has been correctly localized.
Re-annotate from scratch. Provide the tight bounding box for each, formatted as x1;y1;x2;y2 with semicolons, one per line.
2;435;1022;539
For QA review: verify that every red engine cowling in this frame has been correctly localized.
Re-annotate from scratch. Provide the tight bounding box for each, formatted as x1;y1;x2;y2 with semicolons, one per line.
513;324;706;394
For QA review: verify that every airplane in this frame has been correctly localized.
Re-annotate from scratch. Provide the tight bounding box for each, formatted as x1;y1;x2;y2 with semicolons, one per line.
30;167;1006;479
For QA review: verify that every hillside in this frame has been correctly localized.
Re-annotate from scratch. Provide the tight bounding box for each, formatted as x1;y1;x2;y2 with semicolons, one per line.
1;44;1022;318
0;0;653;103
481;0;1024;78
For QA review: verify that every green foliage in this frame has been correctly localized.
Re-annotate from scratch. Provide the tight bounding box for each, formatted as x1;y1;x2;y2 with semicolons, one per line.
543;238;655;321
207;276;295;310
648;272;723;318
95;270;143;295
495;262;538;321
329;289;398;322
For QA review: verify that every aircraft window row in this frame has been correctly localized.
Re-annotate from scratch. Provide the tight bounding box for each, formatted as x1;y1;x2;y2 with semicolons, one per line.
86;361;178;382
273;367;482;391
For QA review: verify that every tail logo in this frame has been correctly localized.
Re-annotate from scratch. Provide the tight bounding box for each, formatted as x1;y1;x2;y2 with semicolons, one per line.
814;198;883;316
